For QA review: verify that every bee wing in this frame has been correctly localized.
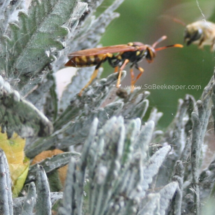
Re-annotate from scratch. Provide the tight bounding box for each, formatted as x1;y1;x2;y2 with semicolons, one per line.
160;0;215;24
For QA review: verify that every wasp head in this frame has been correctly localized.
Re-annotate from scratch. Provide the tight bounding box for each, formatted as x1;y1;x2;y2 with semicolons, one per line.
145;46;156;63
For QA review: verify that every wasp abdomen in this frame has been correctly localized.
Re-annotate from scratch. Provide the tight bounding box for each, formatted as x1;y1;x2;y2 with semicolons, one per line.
65;54;108;67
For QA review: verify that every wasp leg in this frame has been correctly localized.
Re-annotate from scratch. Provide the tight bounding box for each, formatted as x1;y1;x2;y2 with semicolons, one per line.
114;66;119;73
117;59;129;88
128;64;144;92
135;66;144;81
78;63;102;96
130;67;135;92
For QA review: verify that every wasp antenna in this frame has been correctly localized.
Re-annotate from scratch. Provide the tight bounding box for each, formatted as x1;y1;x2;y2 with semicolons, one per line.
155;44;183;52
152;35;167;48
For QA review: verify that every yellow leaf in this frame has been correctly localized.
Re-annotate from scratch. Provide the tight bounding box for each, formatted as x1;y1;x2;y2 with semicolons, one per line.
0;130;30;197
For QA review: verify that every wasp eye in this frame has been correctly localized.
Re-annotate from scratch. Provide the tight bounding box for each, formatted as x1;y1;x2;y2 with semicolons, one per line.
145;47;155;62
145;50;151;60
184;28;203;46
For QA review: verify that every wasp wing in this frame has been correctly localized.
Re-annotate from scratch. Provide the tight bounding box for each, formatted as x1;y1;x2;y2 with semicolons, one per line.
67;44;142;57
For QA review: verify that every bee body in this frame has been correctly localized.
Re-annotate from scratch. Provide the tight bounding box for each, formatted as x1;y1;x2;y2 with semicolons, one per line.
184;20;215;50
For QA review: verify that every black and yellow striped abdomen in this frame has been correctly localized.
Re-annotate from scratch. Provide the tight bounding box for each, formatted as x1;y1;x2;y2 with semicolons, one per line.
65;54;110;67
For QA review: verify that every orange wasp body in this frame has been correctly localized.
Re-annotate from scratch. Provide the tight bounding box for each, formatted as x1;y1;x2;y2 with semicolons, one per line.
65;36;183;95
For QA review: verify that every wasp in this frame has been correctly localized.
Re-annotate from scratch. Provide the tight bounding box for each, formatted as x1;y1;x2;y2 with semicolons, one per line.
184;20;215;51
65;36;183;95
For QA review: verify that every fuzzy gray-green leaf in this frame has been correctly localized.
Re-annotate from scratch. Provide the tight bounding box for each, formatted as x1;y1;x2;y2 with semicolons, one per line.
0;150;13;215
1;0;88;88
0;75;52;137
35;165;51;215
159;182;178;215
26;152;79;183
21;182;36;215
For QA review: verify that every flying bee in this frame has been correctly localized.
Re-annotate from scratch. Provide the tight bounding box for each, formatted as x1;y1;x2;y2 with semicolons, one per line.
184;20;215;51
160;1;215;50
65;36;183;96
162;17;215;51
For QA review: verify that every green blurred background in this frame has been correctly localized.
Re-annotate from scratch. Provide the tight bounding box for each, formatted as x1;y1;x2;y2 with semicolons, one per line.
97;0;215;128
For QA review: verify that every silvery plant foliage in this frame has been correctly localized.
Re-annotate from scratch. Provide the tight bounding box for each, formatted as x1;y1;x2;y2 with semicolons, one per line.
0;0;215;214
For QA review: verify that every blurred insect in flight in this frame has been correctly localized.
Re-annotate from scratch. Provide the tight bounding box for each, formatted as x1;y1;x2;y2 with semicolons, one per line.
65;35;183;96
169;17;215;51
184;20;215;51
